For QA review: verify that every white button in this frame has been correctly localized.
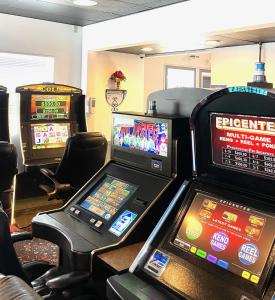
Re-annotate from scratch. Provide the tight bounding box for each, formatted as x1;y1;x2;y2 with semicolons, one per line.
90;218;96;224
70;207;75;212
75;210;80;215
95;221;103;228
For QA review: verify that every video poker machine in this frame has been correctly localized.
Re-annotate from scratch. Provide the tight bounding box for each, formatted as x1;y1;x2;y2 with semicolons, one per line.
107;86;275;300
15;83;86;172
32;111;192;279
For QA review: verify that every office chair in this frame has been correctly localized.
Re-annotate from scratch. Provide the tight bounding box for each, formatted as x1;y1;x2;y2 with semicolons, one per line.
0;141;17;220
40;132;107;202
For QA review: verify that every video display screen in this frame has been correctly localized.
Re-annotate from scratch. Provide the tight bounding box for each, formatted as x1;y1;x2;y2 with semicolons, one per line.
31;94;70;120
211;113;275;179
79;175;138;220
174;192;275;284
31;123;70;149
113;117;168;157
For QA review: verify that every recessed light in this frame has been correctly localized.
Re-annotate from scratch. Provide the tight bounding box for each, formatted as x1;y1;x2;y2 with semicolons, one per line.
141;47;153;52
73;0;97;6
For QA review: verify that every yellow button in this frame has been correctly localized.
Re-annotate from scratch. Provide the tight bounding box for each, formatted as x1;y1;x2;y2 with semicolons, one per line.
250;275;260;284
241;271;250;280
190;246;197;253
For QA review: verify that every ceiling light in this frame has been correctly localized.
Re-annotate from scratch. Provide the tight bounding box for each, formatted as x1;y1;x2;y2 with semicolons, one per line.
73;0;97;6
141;47;153;52
205;40;221;46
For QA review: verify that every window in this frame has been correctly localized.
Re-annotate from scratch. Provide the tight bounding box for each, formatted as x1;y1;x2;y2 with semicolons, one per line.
165;66;195;89
199;69;211;88
0;52;54;146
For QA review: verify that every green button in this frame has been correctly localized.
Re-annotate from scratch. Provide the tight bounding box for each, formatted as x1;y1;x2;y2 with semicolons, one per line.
196;249;207;259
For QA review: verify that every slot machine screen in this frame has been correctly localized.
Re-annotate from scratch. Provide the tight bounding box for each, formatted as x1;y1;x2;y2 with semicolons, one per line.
113;117;169;157
173;192;275;284
211;113;275;179
31;123;70;149
31;95;70;120
79;175;138;221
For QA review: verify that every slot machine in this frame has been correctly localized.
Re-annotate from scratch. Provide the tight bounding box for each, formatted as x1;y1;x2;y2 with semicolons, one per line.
31;111;193;286
107;86;275;300
16;83;86;172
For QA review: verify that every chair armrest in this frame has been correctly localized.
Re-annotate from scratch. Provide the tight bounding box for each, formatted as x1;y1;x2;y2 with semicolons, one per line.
46;271;90;291
11;231;32;243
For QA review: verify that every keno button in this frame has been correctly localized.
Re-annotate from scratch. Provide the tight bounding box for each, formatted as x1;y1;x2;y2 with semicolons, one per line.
89;218;96;224
70;207;76;212
74;210;80;215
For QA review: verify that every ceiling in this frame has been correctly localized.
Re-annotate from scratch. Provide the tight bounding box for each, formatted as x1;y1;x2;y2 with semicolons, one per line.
0;0;187;26
110;26;275;56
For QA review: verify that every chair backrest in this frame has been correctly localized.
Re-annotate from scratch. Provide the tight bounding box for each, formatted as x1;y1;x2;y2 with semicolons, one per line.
0;142;17;192
0;209;29;283
55;132;108;187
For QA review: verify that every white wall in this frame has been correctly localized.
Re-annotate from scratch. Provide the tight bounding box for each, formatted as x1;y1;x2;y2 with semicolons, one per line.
81;0;275;91
0;13;82;87
144;53;211;103
211;43;275;86
86;51;144;140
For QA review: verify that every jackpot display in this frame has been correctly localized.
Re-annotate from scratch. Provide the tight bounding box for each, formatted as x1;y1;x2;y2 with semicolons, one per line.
211;113;275;179
31;94;70;120
80;175;138;221
31;123;70;149
174;192;275;284
113;117;168;157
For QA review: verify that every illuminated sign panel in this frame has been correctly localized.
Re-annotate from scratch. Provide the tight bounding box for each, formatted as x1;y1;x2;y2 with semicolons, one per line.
211;113;275;179
174;193;275;284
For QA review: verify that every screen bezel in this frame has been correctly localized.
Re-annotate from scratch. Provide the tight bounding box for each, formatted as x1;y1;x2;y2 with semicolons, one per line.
160;184;275;297
111;113;173;176
30;122;71;150
76;174;139;222
210;112;275;181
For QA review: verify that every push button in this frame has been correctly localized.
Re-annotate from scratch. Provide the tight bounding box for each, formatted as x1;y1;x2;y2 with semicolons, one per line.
217;259;229;269
190;246;197;254
90;218;96;224
241;271;250;280
95;220;103;228
74;210;80;215
196;249;207;259
70;207;76;212
250;275;259;284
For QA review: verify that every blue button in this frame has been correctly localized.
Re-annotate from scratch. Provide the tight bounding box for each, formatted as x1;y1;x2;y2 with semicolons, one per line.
217;259;229;269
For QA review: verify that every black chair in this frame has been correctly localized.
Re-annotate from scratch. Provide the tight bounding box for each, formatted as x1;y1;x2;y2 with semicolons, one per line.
0;208;94;299
40;132;107;202
0;207;52;284
0;141;17;220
